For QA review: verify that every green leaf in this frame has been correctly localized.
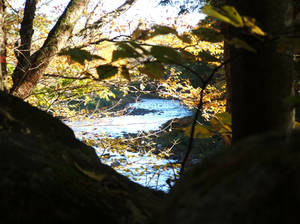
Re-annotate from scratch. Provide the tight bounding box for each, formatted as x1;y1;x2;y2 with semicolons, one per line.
202;5;243;28
111;43;143;62
59;48;104;65
139;62;165;79
192;27;224;43
96;65;118;80
197;50;221;62
229;38;256;53
150;46;182;64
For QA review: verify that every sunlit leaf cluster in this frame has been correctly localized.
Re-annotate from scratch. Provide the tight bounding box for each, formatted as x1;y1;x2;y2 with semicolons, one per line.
183;112;231;144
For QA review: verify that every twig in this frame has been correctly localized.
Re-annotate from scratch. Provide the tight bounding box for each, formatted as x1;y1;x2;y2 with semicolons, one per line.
179;55;238;175
44;73;94;80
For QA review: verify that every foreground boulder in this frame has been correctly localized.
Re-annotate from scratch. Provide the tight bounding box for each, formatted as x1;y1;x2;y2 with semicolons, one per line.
0;91;163;223
2;90;300;224
162;130;300;224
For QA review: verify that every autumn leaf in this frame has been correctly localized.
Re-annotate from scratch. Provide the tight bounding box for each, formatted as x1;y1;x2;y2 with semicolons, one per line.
96;65;118;80
178;34;193;43
0;56;6;63
243;17;266;36
192;27;224;43
111;43;143;62
150;46;182;64
197;50;220;62
295;121;300;128
139;62;165;79
215;112;232;126
180;50;197;62
59;48;105;65
74;162;105;182
202;5;243;28
121;65;131;81
222;5;244;27
202;4;266;38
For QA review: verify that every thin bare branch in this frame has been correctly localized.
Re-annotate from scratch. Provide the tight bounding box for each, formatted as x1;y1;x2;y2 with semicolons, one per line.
44;73;94;80
78;0;138;37
180;54;239;175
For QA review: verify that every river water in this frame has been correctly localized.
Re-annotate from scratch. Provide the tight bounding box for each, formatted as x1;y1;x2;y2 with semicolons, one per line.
65;98;193;191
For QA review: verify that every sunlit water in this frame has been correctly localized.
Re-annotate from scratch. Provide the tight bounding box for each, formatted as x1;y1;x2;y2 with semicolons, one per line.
66;99;193;191
68;99;193;138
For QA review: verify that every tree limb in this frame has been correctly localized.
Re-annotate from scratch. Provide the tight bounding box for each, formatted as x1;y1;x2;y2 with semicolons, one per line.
11;0;91;98
19;0;37;59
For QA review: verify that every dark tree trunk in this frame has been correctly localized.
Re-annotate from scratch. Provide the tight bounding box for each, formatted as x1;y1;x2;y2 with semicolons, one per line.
222;23;232;113
227;0;295;143
0;0;7;91
162;130;300;224
10;0;90;99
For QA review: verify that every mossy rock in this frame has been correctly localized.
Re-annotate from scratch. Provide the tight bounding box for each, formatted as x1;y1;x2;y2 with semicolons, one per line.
0;91;163;223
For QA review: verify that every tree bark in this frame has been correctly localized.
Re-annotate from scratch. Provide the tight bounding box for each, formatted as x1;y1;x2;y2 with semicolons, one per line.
227;0;295;143
222;23;232;113
0;0;6;91
10;0;138;99
11;0;37;92
10;0;90;99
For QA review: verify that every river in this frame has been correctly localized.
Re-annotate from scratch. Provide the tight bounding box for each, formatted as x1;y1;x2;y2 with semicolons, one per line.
65;98;193;191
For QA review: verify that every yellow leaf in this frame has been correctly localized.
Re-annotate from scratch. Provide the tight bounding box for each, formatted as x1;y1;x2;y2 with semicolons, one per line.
74;162;105;182
139;62;165;79
153;165;160;170
295;121;300;128
210;117;222;131
202;5;243;28
222;5;244;27
243;16;266;36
